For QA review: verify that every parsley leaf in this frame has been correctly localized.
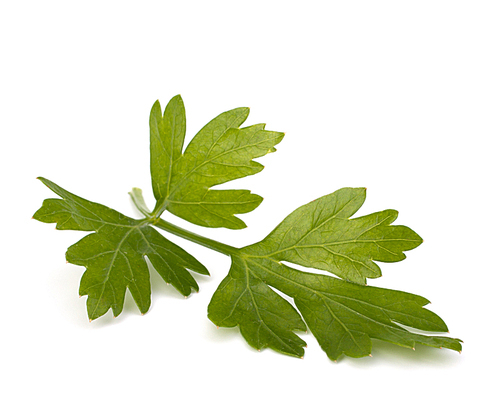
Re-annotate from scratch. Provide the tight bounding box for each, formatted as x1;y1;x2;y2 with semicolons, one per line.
34;95;462;361
149;95;284;229
208;256;462;360
208;256;308;357
249;187;423;285
207;188;461;360
33;177;208;320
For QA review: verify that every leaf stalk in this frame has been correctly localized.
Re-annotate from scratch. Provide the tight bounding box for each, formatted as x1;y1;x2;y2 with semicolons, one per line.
130;187;238;256
154;218;239;257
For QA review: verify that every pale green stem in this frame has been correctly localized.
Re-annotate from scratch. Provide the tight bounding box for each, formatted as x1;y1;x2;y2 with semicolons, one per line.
153;218;239;256
129;188;154;218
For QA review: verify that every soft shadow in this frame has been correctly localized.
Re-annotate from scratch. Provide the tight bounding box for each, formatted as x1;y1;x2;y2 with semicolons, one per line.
343;339;462;368
147;259;211;300
62;260;213;329
204;321;268;356
205;321;242;343
83;293;139;329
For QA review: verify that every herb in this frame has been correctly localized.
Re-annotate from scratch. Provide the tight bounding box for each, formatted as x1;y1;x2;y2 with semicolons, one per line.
149;96;283;229
34;95;462;360
34;178;209;320
208;187;461;359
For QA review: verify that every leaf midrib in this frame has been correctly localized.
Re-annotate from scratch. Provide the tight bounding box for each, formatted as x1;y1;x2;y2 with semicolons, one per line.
251;237;421;259
247;258;365;349
246;257;431;346
166;135;273;202
161;113;247;204
89;226;138;317
244;261;300;354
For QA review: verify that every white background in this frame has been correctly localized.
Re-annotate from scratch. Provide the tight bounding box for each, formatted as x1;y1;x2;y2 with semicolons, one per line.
2;1;499;414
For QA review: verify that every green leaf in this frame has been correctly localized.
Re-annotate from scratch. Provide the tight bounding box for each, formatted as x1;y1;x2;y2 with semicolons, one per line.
208;255;462;361
150;96;186;202
249;187;423;285
33;177;209;320
208;257;307;357
34;97;461;362
150;96;284;229
208;190;461;360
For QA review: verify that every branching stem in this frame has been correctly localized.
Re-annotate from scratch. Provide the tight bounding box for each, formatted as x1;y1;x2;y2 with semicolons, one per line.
154;218;239;256
130;187;239;257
